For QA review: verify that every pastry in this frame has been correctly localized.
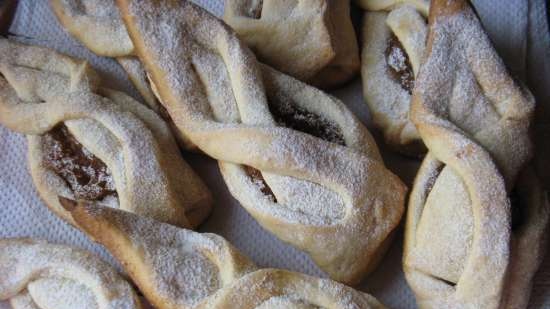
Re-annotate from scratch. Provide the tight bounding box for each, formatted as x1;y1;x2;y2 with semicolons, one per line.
0;38;212;228
60;198;387;309
0;238;142;309
359;0;428;155
116;0;406;284
52;0;405;284
224;0;360;89
403;0;548;308
50;0;134;57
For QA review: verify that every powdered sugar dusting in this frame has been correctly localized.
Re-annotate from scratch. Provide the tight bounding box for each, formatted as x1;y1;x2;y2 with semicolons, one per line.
387;42;408;72
27;278;98;309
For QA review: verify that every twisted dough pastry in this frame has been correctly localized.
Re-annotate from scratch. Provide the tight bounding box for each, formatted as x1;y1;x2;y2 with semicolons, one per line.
359;1;428;155
60;198;387;309
0;38;212;228
0;238;142;309
404;0;546;308
224;0;360;89
115;0;406;284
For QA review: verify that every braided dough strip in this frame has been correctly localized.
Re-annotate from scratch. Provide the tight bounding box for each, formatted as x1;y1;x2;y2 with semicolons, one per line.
0;238;142;309
198;269;386;309
0;39;212;228
224;0;360;89
355;0;430;17
116;0;406;284
61;198;387;309
404;0;540;308
11;278;100;309
50;0;134;57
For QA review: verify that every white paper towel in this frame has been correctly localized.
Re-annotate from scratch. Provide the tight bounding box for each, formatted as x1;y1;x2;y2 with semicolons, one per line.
0;1;548;308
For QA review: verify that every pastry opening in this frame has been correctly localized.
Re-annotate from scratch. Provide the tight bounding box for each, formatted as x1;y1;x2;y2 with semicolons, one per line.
42;124;117;201
385;34;415;94
157;103;174;123
244;0;263;19
244;165;277;202
268;99;346;146
509;189;523;231
144;73;174;123
423;163;445;200
428;273;457;287
246;100;345;201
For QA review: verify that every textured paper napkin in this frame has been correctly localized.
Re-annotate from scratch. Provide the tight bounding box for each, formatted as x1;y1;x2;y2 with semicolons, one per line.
0;1;548;308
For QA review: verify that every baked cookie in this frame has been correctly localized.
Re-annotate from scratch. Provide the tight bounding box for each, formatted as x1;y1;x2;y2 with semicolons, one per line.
224;0;360;89
359;0;428;155
0;238;142;309
403;0;547;308
0;38;212;228
116;0;406;284
61;198;387;309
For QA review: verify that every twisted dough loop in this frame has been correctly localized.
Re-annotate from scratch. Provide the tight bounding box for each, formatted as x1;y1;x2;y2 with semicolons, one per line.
0;239;142;309
64;199;386;309
117;0;405;284
0;38;211;228
404;0;535;308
